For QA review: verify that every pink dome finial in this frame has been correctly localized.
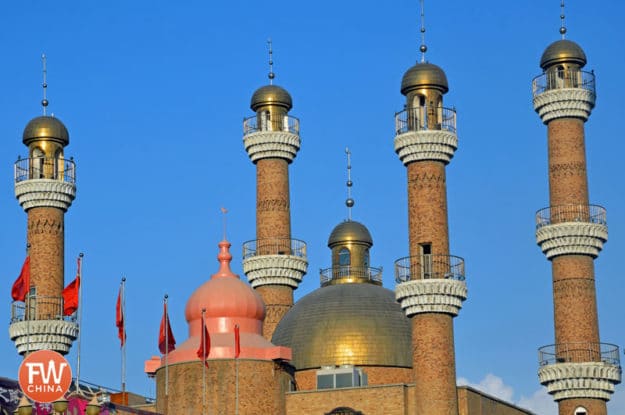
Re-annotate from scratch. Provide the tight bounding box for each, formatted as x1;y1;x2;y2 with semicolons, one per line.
212;240;238;279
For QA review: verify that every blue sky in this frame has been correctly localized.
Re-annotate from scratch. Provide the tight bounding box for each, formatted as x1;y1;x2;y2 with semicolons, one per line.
1;1;624;413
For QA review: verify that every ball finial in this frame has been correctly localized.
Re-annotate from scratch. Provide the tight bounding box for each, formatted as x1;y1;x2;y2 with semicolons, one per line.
346;198;354;208
559;27;567;35
420;45;428;53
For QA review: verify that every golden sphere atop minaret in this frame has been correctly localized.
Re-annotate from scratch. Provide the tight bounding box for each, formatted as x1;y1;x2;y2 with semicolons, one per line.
540;39;587;69
328;220;373;248
250;84;293;111
401;62;449;95
22;115;69;147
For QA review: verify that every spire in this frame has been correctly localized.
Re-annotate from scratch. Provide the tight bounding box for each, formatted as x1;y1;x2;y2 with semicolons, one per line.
267;38;275;85
345;147;354;220
419;0;427;62
41;54;48;115
559;0;567;38
220;207;228;241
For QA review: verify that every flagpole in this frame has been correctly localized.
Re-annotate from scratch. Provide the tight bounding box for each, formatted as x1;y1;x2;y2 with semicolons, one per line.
75;253;84;389
26;243;31;356
235;324;239;415
164;294;169;415
202;308;207;415
121;277;127;399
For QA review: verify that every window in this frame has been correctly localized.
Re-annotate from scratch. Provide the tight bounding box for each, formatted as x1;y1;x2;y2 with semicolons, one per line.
574;407;587;415
338;248;350;266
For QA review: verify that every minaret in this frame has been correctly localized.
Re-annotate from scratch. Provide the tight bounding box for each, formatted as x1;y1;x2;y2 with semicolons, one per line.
242;41;307;340
393;3;467;414
9;55;78;355
533;4;621;414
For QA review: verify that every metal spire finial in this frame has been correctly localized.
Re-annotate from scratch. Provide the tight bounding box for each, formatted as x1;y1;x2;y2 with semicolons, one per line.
220;207;228;240
41;54;48;115
345;147;354;221
419;0;427;62
559;0;567;38
267;38;275;85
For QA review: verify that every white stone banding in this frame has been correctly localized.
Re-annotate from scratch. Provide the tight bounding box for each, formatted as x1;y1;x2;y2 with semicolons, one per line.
536;222;608;259
243;131;301;163
9;320;78;355
533;88;596;123
395;279;467;317
243;255;308;288
15;179;76;211
539;362;621;401
394;130;458;165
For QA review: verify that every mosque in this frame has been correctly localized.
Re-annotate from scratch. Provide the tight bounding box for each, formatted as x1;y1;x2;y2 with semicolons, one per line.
2;2;621;415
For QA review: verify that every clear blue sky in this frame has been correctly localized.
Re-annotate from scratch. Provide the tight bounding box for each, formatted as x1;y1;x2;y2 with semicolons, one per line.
1;1;624;413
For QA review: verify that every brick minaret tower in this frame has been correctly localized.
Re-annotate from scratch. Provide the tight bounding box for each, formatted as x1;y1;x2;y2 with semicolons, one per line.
9;56;78;355
393;5;467;414
242;43;307;340
533;8;621;415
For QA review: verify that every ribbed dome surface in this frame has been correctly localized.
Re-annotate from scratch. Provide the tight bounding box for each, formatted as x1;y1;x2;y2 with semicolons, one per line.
23;115;69;146
272;284;411;370
328;220;373;247
540;39;587;69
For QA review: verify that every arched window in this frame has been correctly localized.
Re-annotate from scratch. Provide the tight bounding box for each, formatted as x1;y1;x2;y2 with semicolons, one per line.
338;248;350;266
574;407;587;415
31;147;44;179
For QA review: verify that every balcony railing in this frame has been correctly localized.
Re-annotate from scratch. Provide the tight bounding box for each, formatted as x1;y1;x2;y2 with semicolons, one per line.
243;114;300;136
242;238;307;260
11;295;76;323
395;254;465;283
536;204;607;229
394;106;457;135
532;69;596;96
15;156;76;184
538;342;620;367
320;265;383;285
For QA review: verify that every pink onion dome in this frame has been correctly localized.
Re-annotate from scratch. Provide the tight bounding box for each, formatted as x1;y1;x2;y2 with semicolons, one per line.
153;240;291;367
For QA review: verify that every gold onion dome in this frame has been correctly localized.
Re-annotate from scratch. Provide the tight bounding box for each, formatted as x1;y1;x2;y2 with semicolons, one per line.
401;62;449;95
22;115;69;146
272;283;412;369
328;220;373;248
540;39;587;69
250;84;293;111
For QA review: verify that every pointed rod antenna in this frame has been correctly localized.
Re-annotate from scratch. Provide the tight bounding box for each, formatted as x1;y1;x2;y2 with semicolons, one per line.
41;54;48;115
559;0;567;38
267;38;275;85
345;147;354;221
419;0;427;62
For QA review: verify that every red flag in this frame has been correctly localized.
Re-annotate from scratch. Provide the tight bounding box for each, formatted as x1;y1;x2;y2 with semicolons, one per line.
116;285;125;347
62;257;81;316
234;324;241;358
11;257;30;302
196;317;210;368
158;302;176;354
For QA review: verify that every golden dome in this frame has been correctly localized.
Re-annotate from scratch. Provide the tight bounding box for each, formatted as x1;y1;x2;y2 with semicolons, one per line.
401;62;449;95
540;39;587;69
250;84;293;111
328;220;373;248
22;115;69;146
272;283;412;369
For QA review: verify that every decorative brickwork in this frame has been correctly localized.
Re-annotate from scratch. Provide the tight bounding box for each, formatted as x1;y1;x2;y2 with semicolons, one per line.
244;131;300;163
27;207;65;297
243;255;307;288
539;362;621;401
394;130;458;165
9;320;78;355
396;279;467;316
536;222;607;259
155;359;292;415
15;179;75;211
533;88;595;123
